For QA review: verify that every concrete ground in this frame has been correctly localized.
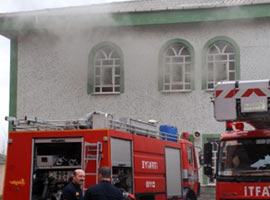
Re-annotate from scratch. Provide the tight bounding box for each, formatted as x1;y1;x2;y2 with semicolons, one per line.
198;185;215;200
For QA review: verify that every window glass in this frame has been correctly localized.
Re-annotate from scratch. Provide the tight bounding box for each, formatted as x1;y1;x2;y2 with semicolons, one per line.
207;41;236;90
94;46;121;93
218;139;270;177
162;43;191;92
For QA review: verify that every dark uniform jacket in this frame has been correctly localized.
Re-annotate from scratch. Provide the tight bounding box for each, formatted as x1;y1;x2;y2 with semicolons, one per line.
84;180;123;200
61;182;83;200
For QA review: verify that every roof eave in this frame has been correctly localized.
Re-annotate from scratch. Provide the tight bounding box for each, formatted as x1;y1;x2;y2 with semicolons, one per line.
1;3;270;37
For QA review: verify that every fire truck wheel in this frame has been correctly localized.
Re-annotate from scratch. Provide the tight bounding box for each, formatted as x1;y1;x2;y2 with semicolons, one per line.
184;189;197;200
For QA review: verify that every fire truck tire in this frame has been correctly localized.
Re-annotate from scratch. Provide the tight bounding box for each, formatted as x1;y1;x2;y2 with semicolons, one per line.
184;189;197;200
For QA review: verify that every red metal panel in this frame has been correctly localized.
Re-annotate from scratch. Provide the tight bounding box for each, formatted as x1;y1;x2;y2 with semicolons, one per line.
109;129;133;140
133;135;166;194
133;134;164;154
134;176;165;193
28;129;85;137
217;182;270;199
3;132;33;200
134;153;164;174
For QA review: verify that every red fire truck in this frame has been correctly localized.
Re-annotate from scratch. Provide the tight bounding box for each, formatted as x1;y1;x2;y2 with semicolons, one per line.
204;80;270;200
3;112;200;200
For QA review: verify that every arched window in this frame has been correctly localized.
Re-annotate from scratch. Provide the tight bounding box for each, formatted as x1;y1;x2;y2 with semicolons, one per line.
88;42;124;94
159;39;194;92
204;37;240;90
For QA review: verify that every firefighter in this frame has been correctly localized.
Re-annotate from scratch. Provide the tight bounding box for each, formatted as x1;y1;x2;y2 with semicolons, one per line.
61;169;85;200
84;166;123;200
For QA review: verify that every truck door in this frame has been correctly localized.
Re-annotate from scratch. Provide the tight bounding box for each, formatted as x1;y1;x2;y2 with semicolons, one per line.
110;137;133;193
185;144;199;193
165;147;183;199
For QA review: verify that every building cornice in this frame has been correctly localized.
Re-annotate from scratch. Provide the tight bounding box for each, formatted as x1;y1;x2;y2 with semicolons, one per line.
1;3;270;37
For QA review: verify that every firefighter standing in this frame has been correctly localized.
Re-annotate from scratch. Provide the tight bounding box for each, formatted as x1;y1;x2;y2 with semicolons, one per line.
84;166;123;200
61;169;85;200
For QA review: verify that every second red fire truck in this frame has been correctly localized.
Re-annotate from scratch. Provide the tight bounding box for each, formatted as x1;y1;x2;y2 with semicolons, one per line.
204;80;270;200
3;111;200;200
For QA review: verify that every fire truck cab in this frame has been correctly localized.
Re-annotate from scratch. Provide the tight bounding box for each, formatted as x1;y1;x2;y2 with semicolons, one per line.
204;80;270;200
4;112;200;200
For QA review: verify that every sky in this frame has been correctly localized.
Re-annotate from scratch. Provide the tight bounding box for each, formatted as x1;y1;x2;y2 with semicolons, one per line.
0;0;129;154
0;35;9;154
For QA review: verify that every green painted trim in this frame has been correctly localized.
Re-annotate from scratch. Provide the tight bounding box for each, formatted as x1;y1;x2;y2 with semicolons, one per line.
202;133;221;185
1;4;270;32
158;38;195;92
88;41;124;94
112;4;270;26
8;38;18;131
188;134;195;143
201;36;240;90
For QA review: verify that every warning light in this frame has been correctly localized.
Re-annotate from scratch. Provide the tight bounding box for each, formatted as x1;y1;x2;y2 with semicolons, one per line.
235;122;244;131
226;122;233;131
181;132;189;139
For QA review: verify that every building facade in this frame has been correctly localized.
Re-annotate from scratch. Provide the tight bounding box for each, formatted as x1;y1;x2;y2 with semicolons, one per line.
1;0;270;185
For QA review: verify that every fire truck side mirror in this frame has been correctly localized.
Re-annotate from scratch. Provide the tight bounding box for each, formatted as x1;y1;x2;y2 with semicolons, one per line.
203;166;213;177
203;142;213;164
203;142;213;177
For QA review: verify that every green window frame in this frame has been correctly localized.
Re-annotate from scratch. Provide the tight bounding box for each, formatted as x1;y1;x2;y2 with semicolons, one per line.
88;41;124;94
158;39;195;92
202;36;240;90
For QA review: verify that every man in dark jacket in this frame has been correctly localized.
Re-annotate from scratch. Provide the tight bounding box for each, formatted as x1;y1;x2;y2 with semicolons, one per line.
84;166;123;200
61;169;85;200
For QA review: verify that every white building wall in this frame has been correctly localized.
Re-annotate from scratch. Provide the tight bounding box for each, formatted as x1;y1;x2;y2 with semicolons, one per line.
16;18;270;135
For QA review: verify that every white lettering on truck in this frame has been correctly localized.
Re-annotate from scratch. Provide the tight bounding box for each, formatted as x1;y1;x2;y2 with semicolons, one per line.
141;160;158;169
145;181;156;188
244;186;270;197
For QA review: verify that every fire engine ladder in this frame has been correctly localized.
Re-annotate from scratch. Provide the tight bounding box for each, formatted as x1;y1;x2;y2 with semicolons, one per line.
5;115;93;131
84;142;103;187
